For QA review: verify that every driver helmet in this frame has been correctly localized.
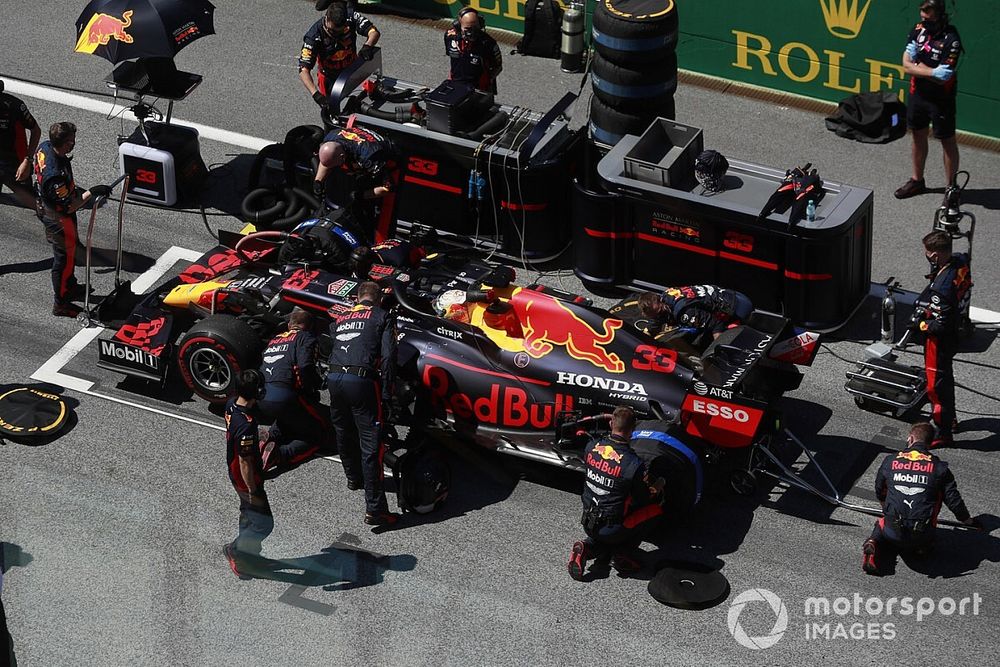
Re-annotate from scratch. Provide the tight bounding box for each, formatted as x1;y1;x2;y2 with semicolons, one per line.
694;149;729;193
435;289;470;323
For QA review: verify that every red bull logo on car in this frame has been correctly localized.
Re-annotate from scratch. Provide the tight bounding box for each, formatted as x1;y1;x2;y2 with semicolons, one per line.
76;11;134;54
512;290;625;373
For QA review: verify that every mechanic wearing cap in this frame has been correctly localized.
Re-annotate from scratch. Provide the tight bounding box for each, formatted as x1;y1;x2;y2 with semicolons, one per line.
637;285;753;348
223;370;274;579
326;281;400;527
862;422;979;575
299;2;380;111
909;230;971;447
445;7;503;94
313;123;398;243
895;0;962;200
569;406;665;581
33;122;112;318
0;79;41;209
258;307;333;466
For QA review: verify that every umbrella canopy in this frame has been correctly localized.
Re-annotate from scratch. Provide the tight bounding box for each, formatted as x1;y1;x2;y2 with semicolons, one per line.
74;0;215;63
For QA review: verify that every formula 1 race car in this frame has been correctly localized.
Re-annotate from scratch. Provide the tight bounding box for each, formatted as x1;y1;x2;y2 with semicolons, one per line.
95;222;821;508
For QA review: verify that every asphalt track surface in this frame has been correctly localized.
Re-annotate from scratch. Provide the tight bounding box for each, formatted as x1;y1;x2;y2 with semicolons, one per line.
2;2;999;665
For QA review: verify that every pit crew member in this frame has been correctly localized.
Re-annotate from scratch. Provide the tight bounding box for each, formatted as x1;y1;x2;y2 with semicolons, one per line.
568;406;664;581
911;230;970;447
0;79;41;209
33;122;112;317
224;370;274;579
445;7;503;94
326;281;399;527
313;123;398;243
862;422;979;575
637;285;753;348
258;307;332;469
299;2;379;109
895;0;962;199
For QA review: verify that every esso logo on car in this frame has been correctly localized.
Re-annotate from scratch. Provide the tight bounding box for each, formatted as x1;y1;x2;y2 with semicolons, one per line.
690;398;750;423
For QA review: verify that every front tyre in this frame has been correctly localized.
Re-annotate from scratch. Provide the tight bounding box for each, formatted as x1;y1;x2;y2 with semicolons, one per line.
177;315;263;403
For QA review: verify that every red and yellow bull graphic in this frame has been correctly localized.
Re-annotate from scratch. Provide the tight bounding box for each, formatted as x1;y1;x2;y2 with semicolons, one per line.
511;290;625;374
76;11;134;54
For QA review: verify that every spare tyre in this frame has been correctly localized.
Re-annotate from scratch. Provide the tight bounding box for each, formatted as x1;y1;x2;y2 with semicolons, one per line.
177;315;263;404
593;0;678;65
592;52;677;110
590;94;675;145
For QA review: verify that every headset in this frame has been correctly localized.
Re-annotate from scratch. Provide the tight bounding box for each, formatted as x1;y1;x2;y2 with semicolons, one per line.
454;6;486;31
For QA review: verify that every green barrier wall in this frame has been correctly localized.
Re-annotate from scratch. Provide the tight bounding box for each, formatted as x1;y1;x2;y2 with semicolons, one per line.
373;0;998;140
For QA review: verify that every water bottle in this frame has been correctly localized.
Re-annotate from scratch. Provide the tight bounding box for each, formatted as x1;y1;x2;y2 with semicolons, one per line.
806;199;816;222
560;1;585;73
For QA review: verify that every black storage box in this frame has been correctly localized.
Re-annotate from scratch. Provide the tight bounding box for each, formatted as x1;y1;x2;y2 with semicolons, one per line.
426;80;495;134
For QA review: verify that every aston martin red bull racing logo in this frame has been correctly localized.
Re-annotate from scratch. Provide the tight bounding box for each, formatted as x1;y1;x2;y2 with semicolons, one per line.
512;290;625;373
76;11;134;54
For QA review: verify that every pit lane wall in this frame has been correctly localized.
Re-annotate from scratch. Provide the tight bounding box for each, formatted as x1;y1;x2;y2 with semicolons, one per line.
369;0;999;141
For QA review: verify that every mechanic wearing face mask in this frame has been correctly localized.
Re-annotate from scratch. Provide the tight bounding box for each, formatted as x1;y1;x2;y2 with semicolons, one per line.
257;307;333;472
568;406;665;582
637;285;753;347
445;7;503;94
862;422;980;575
909;230;971;447
895;0;962;199
299;1;380;111
33;122;113;318
326;281;400;527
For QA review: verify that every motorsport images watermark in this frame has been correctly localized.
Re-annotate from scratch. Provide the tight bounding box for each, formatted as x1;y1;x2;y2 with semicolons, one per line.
727;588;984;649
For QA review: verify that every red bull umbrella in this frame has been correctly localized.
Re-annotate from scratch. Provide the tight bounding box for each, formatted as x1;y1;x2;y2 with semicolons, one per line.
75;0;215;63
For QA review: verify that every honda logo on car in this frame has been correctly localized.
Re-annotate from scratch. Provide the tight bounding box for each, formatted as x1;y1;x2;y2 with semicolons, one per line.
99;339;159;371
690;397;750;423
556;372;646;395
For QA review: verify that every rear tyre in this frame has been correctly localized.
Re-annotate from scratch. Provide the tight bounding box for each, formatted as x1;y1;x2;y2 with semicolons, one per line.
178;315;263;404
392;433;451;514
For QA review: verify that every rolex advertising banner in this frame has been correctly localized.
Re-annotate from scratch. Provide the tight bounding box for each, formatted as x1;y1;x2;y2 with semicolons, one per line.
374;0;998;140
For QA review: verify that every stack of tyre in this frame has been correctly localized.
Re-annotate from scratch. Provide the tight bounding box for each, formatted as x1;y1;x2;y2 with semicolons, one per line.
589;0;679;145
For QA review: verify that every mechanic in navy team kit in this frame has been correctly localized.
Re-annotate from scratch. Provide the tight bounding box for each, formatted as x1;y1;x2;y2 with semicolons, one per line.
326;281;400;527
445;7;503;94
569;406;665;581
910;230;971;447
258;307;333;469
223;370;275;579
862;422;979;575
298;2;380;110
895;0;962;199
637;285;753;347
313;123;399;242
0;79;41;209
33;122;113;317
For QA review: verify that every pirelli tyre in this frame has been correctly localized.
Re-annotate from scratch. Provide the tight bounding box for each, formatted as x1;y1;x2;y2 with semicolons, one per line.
593;0;679;65
589;94;676;146
178;315;263;404
591;52;677;111
387;434;451;514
